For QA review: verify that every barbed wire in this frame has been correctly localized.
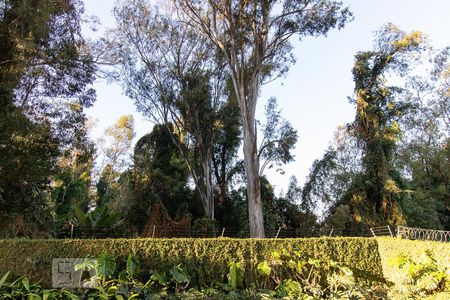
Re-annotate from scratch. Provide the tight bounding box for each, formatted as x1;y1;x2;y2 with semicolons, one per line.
396;225;450;243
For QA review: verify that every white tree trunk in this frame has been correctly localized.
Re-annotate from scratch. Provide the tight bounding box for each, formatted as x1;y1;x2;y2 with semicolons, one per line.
242;120;265;238
238;84;265;238
201;150;214;219
170;131;214;220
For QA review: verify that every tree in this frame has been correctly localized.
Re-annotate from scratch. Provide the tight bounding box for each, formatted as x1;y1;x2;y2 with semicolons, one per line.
0;0;96;234
97;115;135;205
396;47;450;229
211;82;242;207
0;107;59;232
51;141;95;234
258;176;319;237
0;0;96;147
304;31;448;231
258;97;298;176
111;0;228;219
302;148;339;211
322;204;352;235
176;0;352;237
347;24;425;225
127;124;191;231
72;204;121;238
176;72;217;218
301;126;361;215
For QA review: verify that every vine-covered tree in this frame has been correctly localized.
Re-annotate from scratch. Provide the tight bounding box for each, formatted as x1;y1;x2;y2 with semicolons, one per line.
302;28;448;232
346;24;425;226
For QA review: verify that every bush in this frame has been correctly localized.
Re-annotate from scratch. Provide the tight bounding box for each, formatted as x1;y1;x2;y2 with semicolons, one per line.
1;236;448;293
0;237;383;288
377;237;450;299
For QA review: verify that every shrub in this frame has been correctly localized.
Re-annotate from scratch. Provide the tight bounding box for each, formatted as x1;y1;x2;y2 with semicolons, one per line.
0;237;383;288
377;237;450;299
0;237;449;298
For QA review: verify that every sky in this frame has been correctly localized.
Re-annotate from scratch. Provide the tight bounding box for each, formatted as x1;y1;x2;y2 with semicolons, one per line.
83;0;450;195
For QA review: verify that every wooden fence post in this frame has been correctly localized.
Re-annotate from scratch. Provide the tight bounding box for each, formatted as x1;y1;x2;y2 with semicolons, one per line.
275;227;282;239
387;225;393;237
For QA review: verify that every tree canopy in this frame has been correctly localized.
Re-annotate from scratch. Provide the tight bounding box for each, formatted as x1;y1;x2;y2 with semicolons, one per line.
0;1;448;238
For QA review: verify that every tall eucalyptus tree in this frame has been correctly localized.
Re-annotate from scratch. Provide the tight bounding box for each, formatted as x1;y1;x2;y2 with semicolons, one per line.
175;0;352;237
111;0;229;219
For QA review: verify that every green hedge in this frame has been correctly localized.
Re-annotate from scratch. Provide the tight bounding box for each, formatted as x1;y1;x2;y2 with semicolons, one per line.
0;237;383;287
1;237;448;289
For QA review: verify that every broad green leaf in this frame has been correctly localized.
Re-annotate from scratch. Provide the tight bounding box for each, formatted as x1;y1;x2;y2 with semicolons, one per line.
169;264;190;284
227;261;244;290
388;254;408;268
126;252;140;278
75;258;96;272
257;261;272;277
150;272;168;286
0;271;10;286
96;252;116;278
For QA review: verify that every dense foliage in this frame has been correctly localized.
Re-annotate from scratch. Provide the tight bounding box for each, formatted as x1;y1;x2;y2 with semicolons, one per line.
302;25;449;232
0;0;97;237
0;237;383;287
0;237;449;299
0;0;448;238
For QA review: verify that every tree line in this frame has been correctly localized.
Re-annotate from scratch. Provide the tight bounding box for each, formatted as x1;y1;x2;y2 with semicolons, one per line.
0;0;448;238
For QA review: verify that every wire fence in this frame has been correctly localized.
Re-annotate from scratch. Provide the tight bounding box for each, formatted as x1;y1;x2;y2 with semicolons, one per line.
48;224;450;242
53;225;380;239
4;223;447;241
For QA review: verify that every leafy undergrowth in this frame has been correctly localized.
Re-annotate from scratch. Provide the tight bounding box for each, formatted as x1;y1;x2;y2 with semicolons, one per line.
0;274;386;299
387;250;450;299
0;250;387;299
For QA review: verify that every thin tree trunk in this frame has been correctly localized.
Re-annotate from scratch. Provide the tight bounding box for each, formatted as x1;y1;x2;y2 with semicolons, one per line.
194;173;213;220
200;150;214;219
198;144;214;220
212;153;226;205
166;126;214;220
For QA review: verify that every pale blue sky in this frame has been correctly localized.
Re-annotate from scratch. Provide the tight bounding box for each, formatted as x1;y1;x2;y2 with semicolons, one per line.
84;0;450;194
